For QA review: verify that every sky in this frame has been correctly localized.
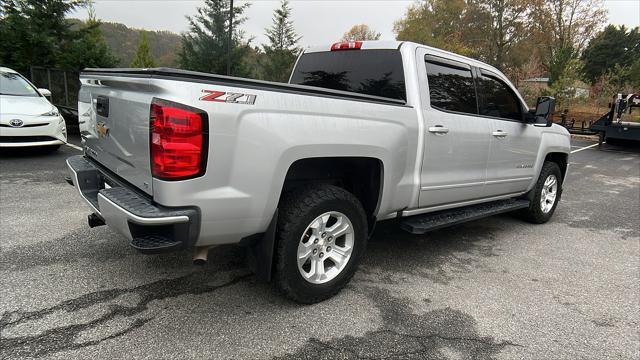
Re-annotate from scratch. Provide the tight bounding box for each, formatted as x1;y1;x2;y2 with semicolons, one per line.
71;0;640;48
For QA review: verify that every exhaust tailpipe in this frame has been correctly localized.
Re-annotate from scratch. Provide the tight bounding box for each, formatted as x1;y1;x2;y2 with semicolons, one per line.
193;246;212;265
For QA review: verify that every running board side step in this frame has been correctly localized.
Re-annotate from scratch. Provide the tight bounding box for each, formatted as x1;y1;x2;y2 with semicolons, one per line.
130;235;183;254
400;199;530;234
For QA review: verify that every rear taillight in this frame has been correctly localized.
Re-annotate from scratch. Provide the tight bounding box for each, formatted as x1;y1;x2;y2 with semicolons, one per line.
150;98;208;180
330;41;362;51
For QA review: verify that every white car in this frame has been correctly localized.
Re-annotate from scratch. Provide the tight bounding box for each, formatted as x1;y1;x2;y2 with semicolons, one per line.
0;67;67;150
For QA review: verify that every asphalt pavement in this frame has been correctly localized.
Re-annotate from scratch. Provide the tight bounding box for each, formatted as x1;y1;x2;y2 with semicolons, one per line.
0;137;638;359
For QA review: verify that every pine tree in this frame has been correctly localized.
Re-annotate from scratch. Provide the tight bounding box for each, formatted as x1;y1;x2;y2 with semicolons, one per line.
178;0;252;76
0;0;86;73
0;0;118;72
582;25;640;83
130;32;156;68
261;0;301;82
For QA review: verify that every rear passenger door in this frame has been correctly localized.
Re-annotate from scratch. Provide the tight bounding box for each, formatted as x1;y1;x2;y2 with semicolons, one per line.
418;53;491;208
476;70;540;197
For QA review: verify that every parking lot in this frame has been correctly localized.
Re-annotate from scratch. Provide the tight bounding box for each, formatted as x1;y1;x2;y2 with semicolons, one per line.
1;136;638;359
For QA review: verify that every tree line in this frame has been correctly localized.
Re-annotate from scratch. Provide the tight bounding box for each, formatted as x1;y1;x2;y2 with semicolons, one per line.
0;0;118;75
394;0;639;107
1;0;637;107
177;0;386;81
178;0;301;82
0;0;385;83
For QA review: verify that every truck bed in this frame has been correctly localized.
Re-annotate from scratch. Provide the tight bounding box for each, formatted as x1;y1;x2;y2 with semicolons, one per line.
77;65;420;246
82;68;407;107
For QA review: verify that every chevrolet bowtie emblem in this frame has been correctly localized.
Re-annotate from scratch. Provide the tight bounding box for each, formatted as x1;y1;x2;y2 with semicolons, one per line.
97;121;110;138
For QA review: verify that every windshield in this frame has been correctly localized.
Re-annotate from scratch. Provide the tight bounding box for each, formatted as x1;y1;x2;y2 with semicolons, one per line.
290;49;407;101
0;71;40;97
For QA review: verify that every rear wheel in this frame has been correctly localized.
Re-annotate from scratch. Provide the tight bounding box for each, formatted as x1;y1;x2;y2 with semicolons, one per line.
520;161;562;224
274;184;367;304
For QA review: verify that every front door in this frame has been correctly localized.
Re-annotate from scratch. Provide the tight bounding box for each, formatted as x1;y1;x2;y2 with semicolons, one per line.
418;53;492;208
475;71;540;197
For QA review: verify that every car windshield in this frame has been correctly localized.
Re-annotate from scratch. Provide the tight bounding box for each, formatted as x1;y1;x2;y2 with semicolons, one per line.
0;71;40;97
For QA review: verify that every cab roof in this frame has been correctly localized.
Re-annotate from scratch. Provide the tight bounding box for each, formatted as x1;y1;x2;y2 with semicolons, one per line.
302;40;502;77
304;40;404;53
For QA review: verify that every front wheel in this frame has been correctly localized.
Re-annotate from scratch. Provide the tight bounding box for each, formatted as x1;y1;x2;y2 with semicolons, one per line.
520;161;562;224
274;184;367;304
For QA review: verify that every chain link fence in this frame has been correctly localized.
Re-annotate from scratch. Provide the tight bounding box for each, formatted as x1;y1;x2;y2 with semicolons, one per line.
29;67;80;134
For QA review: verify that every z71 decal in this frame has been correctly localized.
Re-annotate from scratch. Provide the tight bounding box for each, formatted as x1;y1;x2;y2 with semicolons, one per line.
199;90;257;105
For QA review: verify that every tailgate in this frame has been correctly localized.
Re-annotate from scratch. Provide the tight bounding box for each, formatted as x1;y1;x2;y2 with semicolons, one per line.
78;74;154;195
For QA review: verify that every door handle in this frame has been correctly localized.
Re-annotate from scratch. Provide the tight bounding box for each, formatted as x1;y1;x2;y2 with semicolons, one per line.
428;126;450;134
492;130;508;137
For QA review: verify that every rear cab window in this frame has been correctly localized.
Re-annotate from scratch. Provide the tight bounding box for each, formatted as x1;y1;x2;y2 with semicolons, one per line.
289;49;407;101
425;57;478;115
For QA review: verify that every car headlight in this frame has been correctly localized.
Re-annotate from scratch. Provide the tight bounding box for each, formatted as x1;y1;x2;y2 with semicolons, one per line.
41;107;60;117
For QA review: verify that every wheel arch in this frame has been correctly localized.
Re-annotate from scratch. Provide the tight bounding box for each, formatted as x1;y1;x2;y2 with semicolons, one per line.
280;156;384;225
245;156;384;283
544;152;568;182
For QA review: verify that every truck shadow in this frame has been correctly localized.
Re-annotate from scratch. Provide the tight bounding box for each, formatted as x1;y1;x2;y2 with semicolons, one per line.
272;217;522;359
361;217;506;285
0;147;62;158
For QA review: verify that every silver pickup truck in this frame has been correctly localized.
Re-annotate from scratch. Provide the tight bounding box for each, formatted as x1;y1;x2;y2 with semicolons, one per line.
67;40;570;303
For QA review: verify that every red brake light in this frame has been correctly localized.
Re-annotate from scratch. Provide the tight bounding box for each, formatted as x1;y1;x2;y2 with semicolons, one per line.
330;41;362;51
150;99;208;180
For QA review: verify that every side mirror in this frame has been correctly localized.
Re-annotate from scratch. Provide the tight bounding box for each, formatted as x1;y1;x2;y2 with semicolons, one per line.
38;88;52;97
533;96;555;127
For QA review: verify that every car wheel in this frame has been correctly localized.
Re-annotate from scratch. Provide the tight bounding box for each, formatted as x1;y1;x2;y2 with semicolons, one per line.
520;161;562;224
274;184;367;304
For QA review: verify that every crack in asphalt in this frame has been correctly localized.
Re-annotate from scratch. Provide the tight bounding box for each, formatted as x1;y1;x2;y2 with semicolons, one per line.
554;296;623;330
0;271;251;358
275;287;522;360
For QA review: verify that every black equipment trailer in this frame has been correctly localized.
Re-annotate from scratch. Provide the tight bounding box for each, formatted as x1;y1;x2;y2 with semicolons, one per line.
591;94;640;145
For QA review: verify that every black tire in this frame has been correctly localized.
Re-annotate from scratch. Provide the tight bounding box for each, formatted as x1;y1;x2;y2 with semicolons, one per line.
520;161;563;224
274;184;367;304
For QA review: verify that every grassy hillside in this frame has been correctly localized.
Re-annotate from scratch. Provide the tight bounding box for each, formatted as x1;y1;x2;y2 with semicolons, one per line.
70;20;182;67
100;22;181;67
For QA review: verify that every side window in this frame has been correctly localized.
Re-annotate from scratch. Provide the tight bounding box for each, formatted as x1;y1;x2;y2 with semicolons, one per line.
425;60;477;115
478;74;522;121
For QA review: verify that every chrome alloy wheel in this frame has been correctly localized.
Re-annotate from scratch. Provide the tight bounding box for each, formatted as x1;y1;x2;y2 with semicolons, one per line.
297;211;354;284
540;174;558;213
